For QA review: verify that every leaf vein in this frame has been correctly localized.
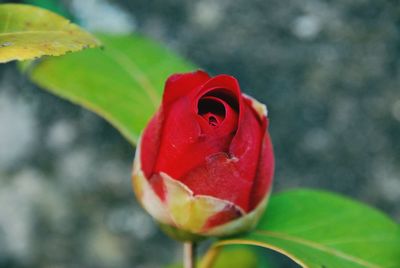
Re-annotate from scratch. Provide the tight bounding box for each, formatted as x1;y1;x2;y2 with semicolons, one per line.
0;30;71;36
255;230;380;268
3;11;11;33
104;47;160;108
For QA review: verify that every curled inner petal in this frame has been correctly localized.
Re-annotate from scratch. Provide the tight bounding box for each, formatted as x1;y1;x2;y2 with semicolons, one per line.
198;96;226;127
196;88;239;136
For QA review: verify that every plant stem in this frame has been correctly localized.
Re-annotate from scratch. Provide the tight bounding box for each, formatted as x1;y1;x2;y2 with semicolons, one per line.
183;242;196;268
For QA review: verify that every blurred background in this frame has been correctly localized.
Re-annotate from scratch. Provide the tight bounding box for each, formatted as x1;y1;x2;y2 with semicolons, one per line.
0;0;399;267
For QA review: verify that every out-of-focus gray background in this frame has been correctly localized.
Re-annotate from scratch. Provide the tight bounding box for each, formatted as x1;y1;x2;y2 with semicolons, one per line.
0;0;399;267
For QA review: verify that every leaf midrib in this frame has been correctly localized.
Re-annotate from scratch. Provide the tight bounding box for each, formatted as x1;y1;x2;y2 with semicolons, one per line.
104;46;161;108
0;30;72;37
2;10;11;32
254;230;380;268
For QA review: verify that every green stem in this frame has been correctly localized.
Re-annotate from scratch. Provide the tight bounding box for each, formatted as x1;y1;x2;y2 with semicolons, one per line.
183;242;196;268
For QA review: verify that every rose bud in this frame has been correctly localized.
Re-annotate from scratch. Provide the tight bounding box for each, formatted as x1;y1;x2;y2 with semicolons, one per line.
132;70;274;240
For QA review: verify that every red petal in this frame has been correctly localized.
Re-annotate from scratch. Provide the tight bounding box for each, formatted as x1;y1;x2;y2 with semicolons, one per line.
196;74;241;99
154;75;242;181
153;95;205;178
141;70;210;178
249;131;275;210
140;109;164;178
141;71;273;211
180;153;253;211
202;206;243;230
226;97;266;210
153;96;236;180
163;70;210;105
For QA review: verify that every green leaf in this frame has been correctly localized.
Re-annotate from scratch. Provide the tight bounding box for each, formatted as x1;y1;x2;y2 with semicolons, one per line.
211;189;400;268
212;247;259;268
0;3;99;63
25;34;195;144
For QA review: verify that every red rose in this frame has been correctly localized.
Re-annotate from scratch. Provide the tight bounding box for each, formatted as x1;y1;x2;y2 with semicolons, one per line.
132;70;274;238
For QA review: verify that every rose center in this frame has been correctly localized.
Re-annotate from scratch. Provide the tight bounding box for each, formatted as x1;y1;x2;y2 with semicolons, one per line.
198;97;226;127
